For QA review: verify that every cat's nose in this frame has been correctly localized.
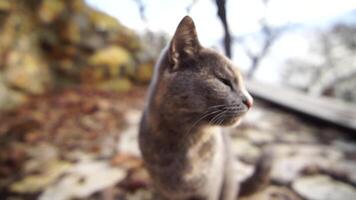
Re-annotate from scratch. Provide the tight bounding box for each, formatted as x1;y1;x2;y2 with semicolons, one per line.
242;91;253;109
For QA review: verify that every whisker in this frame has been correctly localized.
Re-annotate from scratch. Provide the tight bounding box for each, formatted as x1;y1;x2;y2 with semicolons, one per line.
182;106;224;141
217;115;225;126
207;104;227;109
209;109;227;125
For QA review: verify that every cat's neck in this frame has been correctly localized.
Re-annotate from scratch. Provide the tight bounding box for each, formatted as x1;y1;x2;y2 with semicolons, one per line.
145;109;219;148
141;110;221;169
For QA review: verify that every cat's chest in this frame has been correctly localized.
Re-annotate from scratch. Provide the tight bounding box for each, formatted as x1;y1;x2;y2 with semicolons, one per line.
145;127;226;197
185;127;225;181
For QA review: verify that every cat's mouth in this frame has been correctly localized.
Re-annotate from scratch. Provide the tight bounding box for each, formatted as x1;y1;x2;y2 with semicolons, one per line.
206;104;249;126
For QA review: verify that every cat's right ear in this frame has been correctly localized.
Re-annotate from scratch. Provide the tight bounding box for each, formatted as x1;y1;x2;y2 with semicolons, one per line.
168;16;201;69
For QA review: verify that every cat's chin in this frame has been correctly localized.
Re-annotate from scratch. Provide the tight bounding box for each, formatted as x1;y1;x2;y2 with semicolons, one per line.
217;117;242;127
231;118;242;127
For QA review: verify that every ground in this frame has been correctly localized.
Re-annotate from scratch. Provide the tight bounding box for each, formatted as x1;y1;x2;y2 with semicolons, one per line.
0;87;355;200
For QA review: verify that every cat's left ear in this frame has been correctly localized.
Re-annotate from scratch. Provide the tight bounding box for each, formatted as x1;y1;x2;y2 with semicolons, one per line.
168;16;201;68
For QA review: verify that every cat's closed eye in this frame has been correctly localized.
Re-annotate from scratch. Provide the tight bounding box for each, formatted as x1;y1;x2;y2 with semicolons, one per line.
218;77;234;90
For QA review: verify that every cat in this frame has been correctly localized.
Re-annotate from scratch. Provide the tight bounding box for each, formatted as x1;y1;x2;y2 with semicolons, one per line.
139;16;271;200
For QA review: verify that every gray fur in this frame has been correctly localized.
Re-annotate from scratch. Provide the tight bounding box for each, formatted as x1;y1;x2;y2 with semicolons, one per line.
139;16;256;200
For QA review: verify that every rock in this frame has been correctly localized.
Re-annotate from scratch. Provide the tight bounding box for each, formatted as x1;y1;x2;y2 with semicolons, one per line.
60;19;81;44
124;109;142;125
269;144;343;184
126;189;153;200
332;140;356;154
250;141;356;187
242;106;268;129
329;160;356;185
243;129;275;145
117;126;141;157
275;131;317;144
111;154;143;170
68;0;87;13
0;0;144;110
81;34;105;50
232;138;261;164
233;160;254;182
133;31;167;78
89;45;134;78
135;62;154;83
270;144;343;160
28;143;58;159
88;10;120;32
4;50;51;94
39;160;126;200
0;12;54;101
292;175;356;200
0;0;11;12
38;0;65;23
271;155;325;184
123;167;151;191
0;76;27;110
116;109;142;157
97;78;132;92
241;186;302;200
10;160;71;193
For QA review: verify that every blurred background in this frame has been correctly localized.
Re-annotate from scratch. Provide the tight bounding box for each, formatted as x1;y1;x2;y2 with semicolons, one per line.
0;0;356;200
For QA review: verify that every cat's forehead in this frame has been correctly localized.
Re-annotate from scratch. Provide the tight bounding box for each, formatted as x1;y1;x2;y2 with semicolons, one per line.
200;49;242;79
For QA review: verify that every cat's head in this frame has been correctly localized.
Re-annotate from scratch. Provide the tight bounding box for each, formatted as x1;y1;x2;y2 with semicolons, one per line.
154;16;253;126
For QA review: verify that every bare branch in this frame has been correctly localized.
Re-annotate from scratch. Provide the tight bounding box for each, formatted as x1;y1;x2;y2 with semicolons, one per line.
233;0;290;79
133;0;147;23
186;0;199;14
215;0;232;58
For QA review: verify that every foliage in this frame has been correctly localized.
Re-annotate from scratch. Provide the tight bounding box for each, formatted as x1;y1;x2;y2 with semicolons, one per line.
0;0;157;111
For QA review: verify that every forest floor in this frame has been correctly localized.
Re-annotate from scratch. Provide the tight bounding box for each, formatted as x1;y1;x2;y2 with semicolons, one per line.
1;87;356;200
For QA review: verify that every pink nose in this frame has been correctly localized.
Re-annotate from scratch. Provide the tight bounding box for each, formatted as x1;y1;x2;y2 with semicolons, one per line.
242;93;253;109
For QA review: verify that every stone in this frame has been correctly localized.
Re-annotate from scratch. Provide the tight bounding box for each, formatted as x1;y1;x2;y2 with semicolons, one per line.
89;45;134;78
60;19;81;44
0;0;143;110
126;189;153;200
275;131;317;144
244;129;275;145
4;50;51;94
241;186;302;200
135;62;154;83
292;175;356;200
116;109;142;157
124;109;142;125
0;76;27;110
39;160;126;200
232;138;261;164
233;160;254;182
329;160;356;185
332;140;356;153
97;78;132;92
270;144;343;160
117;126;141;157
38;0;65;23
269;144;343;184
241;106;267;129
111;154;143;170
88;10;120;32
0;0;11;12
10;160;71;193
25;143;59;169
125;168;151;190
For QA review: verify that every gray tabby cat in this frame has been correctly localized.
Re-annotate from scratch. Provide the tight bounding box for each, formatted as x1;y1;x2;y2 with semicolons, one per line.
139;16;270;200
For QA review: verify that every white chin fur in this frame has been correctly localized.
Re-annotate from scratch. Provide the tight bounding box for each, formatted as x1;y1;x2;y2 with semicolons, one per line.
231;118;242;127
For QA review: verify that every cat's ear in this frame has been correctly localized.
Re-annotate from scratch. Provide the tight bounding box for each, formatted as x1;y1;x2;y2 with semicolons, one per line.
168;16;201;68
